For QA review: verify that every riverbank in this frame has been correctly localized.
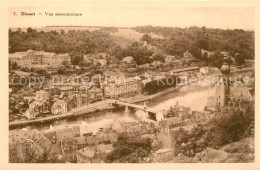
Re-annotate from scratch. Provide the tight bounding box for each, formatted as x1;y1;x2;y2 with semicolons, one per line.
9;101;114;128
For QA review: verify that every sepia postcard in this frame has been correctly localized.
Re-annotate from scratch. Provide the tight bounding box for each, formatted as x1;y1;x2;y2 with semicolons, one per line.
0;0;259;170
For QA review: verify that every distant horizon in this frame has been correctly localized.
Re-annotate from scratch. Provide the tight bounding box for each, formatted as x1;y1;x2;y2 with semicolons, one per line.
9;25;254;32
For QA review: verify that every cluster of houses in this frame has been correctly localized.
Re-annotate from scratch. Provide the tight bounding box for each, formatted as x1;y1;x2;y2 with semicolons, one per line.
56;119;161;162
41;122;119;162
154;101;214;155
159;102;213;135
22;83;100;119
21;75;144;119
9;117;160;163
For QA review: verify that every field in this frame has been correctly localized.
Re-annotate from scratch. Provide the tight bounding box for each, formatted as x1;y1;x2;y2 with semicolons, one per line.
111;28;163;41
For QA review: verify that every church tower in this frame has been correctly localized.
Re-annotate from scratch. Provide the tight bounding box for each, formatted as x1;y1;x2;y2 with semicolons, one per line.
215;57;230;111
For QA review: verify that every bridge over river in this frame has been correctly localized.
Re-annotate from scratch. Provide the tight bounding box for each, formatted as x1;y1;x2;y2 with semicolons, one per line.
107;99;158;120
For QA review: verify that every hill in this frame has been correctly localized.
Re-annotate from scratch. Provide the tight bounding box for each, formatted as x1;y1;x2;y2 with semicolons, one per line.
133;26;254;59
158;137;254;163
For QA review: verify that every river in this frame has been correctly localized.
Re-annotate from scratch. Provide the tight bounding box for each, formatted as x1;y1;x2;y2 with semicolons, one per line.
22;79;215;134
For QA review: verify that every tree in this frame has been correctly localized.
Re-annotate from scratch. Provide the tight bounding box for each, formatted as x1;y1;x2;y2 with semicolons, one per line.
210;51;223;69
235;53;245;66
105;133;152;163
189;47;202;59
60;30;65;35
141;34;152;44
9;28;113;55
27;27;34;33
195;38;209;50
12;62;18;69
152;53;165;63
70;52;84;65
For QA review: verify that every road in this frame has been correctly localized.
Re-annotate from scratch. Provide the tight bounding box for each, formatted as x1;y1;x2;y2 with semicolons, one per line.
9;100;111;128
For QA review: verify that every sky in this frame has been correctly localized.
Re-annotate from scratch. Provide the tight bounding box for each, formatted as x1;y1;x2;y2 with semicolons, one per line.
8;2;255;30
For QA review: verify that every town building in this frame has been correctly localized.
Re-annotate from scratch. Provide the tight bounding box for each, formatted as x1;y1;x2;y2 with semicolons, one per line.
121;56;136;69
76;143;114;163
24;99;50;119
74;136;87;149
9;129;52;156
35;90;49;101
44;124;81;141
153;149;173;160
9;50;71;68
96;143;114;155
88;87;103;102
201;49;215;58
56;126;80;140
65;94;82;111
221;51;230;57
61;137;78;160
151;61;162;67
230;85;254;102
97;59;107;67
105;78;142;99
51;100;68;115
162;102;192;120
76;147;98;163
122;56;134;64
183;51;193;58
158;117;183;135
165;55;176;63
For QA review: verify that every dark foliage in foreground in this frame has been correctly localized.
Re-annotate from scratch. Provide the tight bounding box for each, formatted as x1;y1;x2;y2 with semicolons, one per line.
105;133;152;163
174;102;254;157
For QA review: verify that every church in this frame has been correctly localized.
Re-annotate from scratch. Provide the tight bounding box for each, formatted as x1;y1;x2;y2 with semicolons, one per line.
215;57;254;112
